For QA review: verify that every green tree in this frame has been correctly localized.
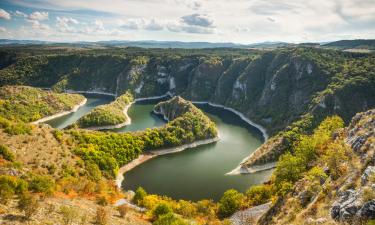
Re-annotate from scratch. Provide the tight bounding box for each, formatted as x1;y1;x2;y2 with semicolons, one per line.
133;187;147;205
217;189;244;219
152;203;173;220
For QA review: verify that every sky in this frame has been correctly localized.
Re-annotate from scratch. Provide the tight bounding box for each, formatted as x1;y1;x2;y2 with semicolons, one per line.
0;0;374;44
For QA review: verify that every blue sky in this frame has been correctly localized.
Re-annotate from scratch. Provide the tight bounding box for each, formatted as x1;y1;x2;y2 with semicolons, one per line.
0;0;374;43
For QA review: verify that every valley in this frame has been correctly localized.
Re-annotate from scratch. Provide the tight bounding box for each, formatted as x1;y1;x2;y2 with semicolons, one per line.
0;45;374;225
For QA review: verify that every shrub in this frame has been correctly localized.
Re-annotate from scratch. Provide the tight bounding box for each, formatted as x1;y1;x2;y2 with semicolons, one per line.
153;212;187;225
0;175;28;204
152;203;173;220
60;206;80;225
117;205;127;218
85;162;102;182
96;207;108;225
322;141;349;179
0;144;15;162
29;175;55;195
0;183;14;204
52;130;64;142
133;187;147;205
217;189;244;219
18;193;39;220
4;122;32;135
177;200;197;218
245;185;272;206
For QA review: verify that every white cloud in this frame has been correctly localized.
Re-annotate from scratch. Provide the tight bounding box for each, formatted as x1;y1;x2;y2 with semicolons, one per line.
29;11;49;21
56;16;79;32
267;17;276;22
0;9;11;20
181;13;215;27
144;19;164;31
0;27;7;32
14;10;27;17
94;19;105;31
3;0;375;43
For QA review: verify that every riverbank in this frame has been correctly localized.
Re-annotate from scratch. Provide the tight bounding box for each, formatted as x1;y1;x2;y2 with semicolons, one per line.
65;89;116;97
31;98;88;124
115;137;219;188
82;92;172;130
192;101;268;141
192;101;271;175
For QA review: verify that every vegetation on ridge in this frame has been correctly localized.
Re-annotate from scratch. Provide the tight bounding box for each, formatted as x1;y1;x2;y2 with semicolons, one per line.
76;92;133;128
0;85;85;123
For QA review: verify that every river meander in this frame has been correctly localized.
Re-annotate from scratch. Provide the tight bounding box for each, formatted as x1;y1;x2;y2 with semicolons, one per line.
46;96;272;201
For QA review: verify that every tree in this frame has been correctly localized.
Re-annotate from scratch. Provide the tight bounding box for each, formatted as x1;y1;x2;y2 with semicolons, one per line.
217;189;244;219
133;187;147;205
152;203;173;220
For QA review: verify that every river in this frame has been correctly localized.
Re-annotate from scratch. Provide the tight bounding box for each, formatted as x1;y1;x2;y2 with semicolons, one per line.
46;96;273;201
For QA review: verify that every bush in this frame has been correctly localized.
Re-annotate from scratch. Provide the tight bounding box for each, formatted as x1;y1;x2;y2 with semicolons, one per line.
152;203;173;220
154;212;187;225
60;206;80;225
0;175;28;204
133;187;147;205
245;185;272;206
117;205;128;218
96;207;108;225
0;144;15;162
29;175;55;195
0;183;14;204
85;162;102;182
18;193;39;220
4;122;32;135
322;141;349;179
52;130;64;142
217;189;244;219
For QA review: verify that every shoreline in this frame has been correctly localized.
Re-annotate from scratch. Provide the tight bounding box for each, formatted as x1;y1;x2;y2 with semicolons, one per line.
192;101;268;141
31;98;88;124
65;89;116;97
80;92;172;130
115;137;219;188
191;101;271;175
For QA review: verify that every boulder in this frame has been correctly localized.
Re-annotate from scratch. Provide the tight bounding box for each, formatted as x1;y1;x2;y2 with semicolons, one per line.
361;166;375;185
357;200;375;219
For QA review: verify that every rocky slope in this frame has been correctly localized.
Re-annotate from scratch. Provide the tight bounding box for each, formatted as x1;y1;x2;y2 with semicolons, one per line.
256;109;375;225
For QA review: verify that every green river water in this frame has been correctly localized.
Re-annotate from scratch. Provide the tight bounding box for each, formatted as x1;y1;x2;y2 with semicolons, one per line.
46;96;272;201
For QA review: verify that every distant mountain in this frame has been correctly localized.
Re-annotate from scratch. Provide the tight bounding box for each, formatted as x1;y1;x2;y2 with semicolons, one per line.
0;39;290;49
323;39;375;50
0;39;52;45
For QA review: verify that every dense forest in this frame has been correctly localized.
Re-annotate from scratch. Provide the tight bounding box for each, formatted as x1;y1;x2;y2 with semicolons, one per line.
76;92;133;128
